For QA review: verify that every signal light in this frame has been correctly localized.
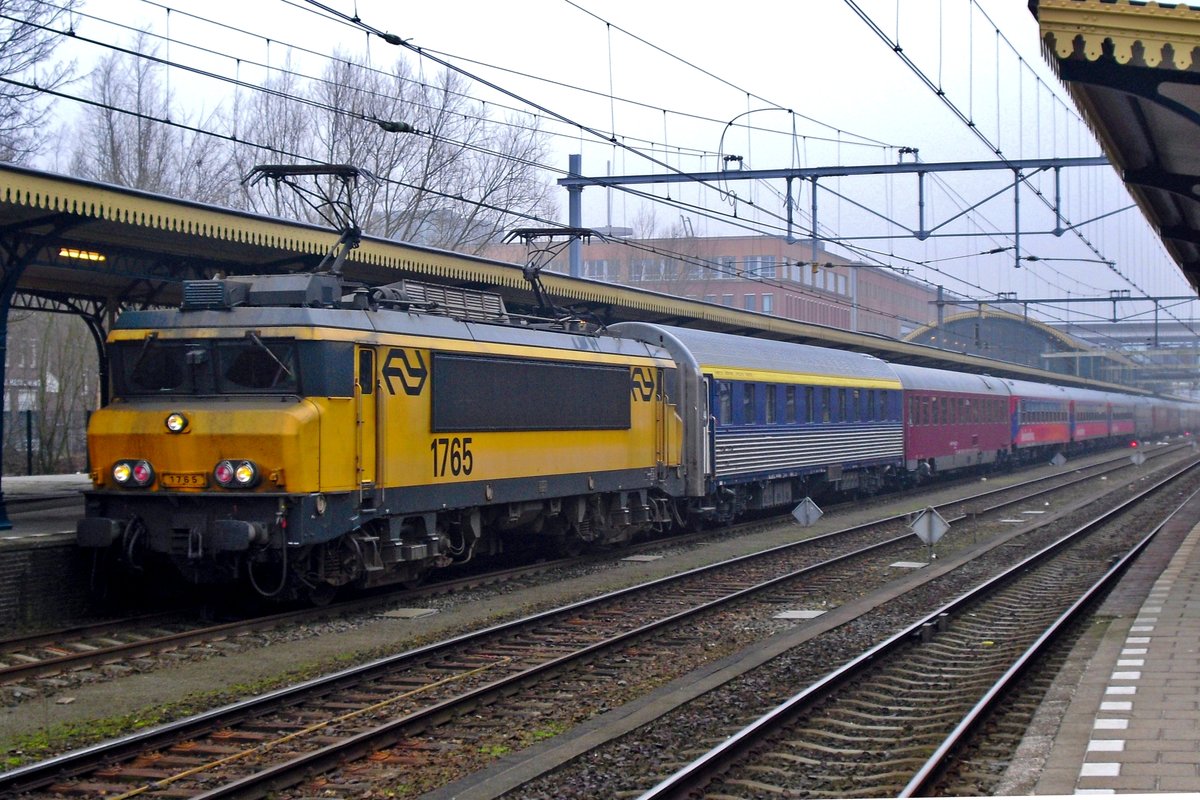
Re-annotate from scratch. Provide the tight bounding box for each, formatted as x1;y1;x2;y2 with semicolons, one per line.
113;459;154;487
234;461;258;486
214;460;235;486
214;459;259;488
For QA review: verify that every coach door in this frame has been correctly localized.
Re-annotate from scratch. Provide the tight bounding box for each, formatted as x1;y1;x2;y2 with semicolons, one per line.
355;347;377;489
654;368;667;473
702;376;713;476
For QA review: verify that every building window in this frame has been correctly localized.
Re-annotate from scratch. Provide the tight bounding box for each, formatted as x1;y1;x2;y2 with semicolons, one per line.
761;293;774;313
704;294;717;304
716;256;736;279
742;255;777;279
583;259;614;280
630;259;664;282
744;294;756;311
721;294;734;306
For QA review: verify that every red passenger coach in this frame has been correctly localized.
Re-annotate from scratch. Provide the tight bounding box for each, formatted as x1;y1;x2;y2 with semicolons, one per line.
1152;403;1181;437
1071;388;1113;446
1003;378;1071;458
891;364;1011;477
1107;392;1138;442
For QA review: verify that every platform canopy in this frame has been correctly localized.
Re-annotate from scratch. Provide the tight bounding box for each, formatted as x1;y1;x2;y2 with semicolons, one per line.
0;162;1135;390
1033;0;1200;294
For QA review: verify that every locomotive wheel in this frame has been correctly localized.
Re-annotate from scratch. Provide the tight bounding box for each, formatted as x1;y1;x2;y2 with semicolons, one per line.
551;532;585;558
400;570;428;590
305;582;338;606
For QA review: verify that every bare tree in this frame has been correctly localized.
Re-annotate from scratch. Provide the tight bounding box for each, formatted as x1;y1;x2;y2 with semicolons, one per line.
68;33;234;204
3;311;97;473
0;0;79;164
236;52;555;253
228;58;321;221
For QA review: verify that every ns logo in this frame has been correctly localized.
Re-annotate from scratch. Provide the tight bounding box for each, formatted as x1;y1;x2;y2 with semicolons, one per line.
382;349;428;396
630;367;655;402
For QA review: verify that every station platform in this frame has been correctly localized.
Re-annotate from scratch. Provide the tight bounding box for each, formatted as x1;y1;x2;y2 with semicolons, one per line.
0;472;90;541
1010;492;1200;795
1;472;90;496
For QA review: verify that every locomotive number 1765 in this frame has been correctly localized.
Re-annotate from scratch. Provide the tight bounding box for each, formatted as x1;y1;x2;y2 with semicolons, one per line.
431;437;474;477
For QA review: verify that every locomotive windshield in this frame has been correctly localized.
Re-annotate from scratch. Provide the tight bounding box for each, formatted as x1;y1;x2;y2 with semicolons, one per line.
112;335;300;397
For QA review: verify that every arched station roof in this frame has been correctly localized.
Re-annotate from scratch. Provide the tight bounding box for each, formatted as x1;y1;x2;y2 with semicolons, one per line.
905;308;1136;383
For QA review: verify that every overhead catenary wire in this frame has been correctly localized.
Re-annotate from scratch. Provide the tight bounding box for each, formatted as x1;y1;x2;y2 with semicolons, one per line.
841;0;1197;337
16;0;1195;338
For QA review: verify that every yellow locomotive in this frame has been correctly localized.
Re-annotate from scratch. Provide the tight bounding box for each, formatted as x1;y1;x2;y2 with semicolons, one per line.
77;273;686;601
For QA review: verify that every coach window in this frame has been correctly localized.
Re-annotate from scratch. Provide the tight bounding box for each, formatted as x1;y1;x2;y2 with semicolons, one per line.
822;387;832;423
785;386;796;422
743;384;757;423
717;382;733;425
766;385;777;423
805;387;815;423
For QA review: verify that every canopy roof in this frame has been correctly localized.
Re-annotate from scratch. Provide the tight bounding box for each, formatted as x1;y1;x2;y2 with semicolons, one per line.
1033;0;1200;292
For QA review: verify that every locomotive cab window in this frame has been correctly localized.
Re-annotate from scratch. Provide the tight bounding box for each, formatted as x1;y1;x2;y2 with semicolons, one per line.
110;336;333;397
112;339;215;396
216;337;298;393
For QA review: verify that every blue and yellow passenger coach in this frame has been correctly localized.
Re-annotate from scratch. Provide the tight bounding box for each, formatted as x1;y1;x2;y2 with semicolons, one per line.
77;273;685;599
613;324;905;521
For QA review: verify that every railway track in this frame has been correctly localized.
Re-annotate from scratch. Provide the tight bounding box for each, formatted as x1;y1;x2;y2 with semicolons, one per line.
2;446;1190;798
0;444;1177;693
630;463;1199;800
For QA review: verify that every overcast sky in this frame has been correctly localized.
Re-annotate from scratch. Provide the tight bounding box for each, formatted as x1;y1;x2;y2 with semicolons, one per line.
37;0;1200;329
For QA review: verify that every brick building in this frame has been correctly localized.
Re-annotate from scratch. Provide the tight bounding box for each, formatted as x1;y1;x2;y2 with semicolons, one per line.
484;234;957;338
